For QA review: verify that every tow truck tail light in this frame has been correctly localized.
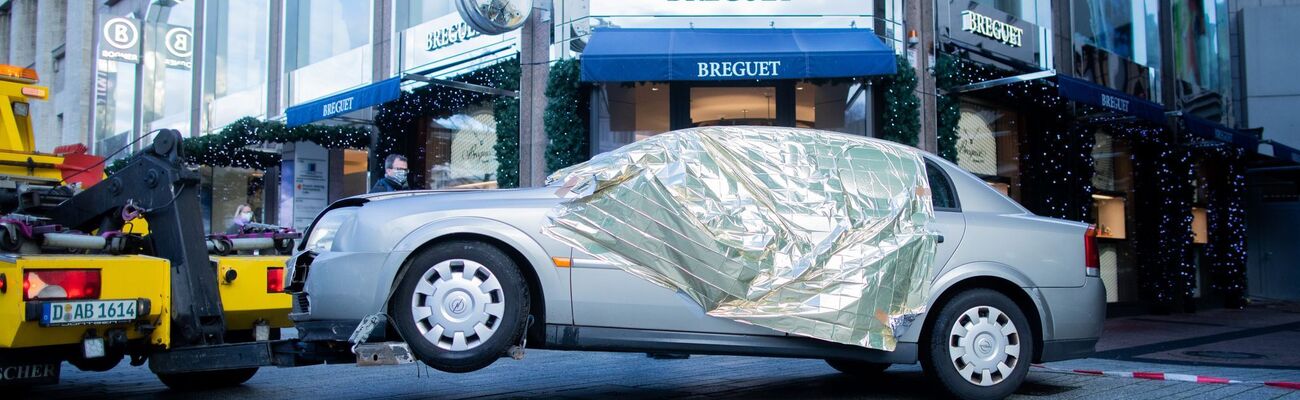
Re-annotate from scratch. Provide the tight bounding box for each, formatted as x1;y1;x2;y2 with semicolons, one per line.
267;267;285;293
1084;225;1100;277
23;269;101;300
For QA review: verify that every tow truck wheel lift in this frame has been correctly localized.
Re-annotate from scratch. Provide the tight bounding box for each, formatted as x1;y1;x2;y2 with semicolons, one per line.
33;131;338;383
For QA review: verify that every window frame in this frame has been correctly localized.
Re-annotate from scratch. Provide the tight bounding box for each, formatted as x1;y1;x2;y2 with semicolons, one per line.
925;159;962;213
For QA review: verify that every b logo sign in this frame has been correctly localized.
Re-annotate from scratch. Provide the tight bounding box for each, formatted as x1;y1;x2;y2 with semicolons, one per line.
163;26;193;70
165;28;192;58
98;16;141;63
103;18;138;50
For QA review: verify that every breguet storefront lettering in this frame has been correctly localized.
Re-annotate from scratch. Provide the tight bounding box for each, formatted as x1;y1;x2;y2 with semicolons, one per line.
696;61;782;78
960;10;1023;47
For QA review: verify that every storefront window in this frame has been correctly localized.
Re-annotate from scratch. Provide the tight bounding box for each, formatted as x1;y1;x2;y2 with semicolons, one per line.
342;149;370;196
796;82;861;133
955;102;1021;200
284;0;373;105
203;0;269;131
141;1;195;136
593;83;671;154
415;102;499;189
690;87;780;127
1091;131;1137;303
93;60;136;160
198;166;266;234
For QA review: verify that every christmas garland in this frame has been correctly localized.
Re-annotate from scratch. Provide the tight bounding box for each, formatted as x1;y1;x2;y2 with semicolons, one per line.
873;55;921;147
493;65;522;188
1126;126;1197;307
933;53;963;162
544;59;589;173
105;117;370;174
1203;146;1248;308
373;57;520;188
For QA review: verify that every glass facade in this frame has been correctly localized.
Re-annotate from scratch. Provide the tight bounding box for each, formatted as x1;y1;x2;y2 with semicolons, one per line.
1070;0;1161;100
93;59;136;161
141;1;195;136
1172;0;1231;120
203;0;270;131
283;0;374;105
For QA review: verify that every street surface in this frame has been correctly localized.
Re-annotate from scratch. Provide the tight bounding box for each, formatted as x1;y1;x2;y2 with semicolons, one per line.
20;303;1300;399
18;351;1300;400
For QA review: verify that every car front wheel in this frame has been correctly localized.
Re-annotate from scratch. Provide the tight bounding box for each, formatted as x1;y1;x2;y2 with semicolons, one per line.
921;289;1033;400
390;240;530;373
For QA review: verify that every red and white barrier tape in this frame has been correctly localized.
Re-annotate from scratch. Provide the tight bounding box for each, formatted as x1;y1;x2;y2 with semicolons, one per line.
1032;364;1300;390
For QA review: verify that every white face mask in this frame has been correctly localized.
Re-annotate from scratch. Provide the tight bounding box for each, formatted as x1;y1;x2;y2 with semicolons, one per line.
390;169;409;182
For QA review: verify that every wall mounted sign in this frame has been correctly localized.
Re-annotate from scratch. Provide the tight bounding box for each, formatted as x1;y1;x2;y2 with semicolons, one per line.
427;21;483;51
939;0;1039;65
98;16;141;64
960;10;1023;47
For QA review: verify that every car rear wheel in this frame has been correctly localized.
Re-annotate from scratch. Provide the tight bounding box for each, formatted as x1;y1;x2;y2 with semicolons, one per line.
825;359;890;378
921;289;1033;400
155;367;258;390
391;240;530;373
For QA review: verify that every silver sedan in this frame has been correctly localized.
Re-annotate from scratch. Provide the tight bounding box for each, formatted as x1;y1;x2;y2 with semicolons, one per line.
286;128;1105;400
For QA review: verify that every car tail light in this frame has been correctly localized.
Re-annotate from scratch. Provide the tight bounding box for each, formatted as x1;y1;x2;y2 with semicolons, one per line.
267;267;285;293
23;269;101;300
1084;225;1100;277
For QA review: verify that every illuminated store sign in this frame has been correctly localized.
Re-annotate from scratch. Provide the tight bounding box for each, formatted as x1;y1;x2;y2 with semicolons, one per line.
960;10;1023;47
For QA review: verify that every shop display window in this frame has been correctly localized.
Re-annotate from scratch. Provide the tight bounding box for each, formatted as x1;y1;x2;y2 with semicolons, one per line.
1192;207;1208;245
592;83;671;155
955;101;1021;201
416;102;500;189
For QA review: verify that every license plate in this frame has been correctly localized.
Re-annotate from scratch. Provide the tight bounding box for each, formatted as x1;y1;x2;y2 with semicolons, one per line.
40;300;137;327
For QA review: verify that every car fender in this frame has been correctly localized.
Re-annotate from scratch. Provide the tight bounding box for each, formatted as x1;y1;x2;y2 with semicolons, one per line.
896;261;1054;344
383;216;572;325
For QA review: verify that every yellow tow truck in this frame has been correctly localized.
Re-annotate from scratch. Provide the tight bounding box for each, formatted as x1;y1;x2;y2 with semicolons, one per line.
0;65;295;390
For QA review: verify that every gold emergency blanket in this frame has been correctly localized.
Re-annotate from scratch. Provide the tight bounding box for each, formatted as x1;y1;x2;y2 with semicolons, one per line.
542;126;937;351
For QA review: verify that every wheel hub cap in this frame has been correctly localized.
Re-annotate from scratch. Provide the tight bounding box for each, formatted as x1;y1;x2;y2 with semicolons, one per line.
409;259;506;351
948;305;1021;387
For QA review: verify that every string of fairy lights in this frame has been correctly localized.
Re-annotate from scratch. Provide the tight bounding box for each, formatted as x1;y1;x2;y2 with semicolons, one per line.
936;51;1248;306
104;117;371;174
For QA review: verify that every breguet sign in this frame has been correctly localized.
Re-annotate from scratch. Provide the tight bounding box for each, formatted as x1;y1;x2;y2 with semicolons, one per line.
942;1;1039;64
961;10;1023;47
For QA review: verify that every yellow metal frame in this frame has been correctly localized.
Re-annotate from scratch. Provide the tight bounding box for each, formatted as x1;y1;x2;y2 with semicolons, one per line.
213;256;293;330
0;255;172;349
0;78;61;181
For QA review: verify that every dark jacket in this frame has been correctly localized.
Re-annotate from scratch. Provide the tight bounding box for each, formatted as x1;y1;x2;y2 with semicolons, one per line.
369;176;408;193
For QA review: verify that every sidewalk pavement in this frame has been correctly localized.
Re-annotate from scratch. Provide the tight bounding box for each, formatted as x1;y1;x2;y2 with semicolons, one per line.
1043;300;1300;385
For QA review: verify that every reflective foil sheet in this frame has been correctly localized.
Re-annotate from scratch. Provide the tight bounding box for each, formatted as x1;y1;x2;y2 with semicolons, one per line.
542;126;937;351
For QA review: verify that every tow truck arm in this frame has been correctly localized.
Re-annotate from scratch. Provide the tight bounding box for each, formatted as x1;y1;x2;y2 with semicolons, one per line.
49;130;226;348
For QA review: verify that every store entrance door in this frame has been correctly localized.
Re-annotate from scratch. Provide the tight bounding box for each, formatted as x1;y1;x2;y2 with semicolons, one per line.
669;81;796;130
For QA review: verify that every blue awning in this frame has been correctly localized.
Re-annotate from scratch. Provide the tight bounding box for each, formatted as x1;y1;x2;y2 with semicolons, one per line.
286;77;402;127
1056;75;1167;124
580;28;897;82
1182;114;1259;150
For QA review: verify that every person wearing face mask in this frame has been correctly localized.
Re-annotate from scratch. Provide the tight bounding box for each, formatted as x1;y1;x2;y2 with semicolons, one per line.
370;154;410;193
226;204;255;234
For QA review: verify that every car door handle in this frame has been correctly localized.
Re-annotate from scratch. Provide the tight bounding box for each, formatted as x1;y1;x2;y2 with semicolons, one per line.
936;234;945;244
